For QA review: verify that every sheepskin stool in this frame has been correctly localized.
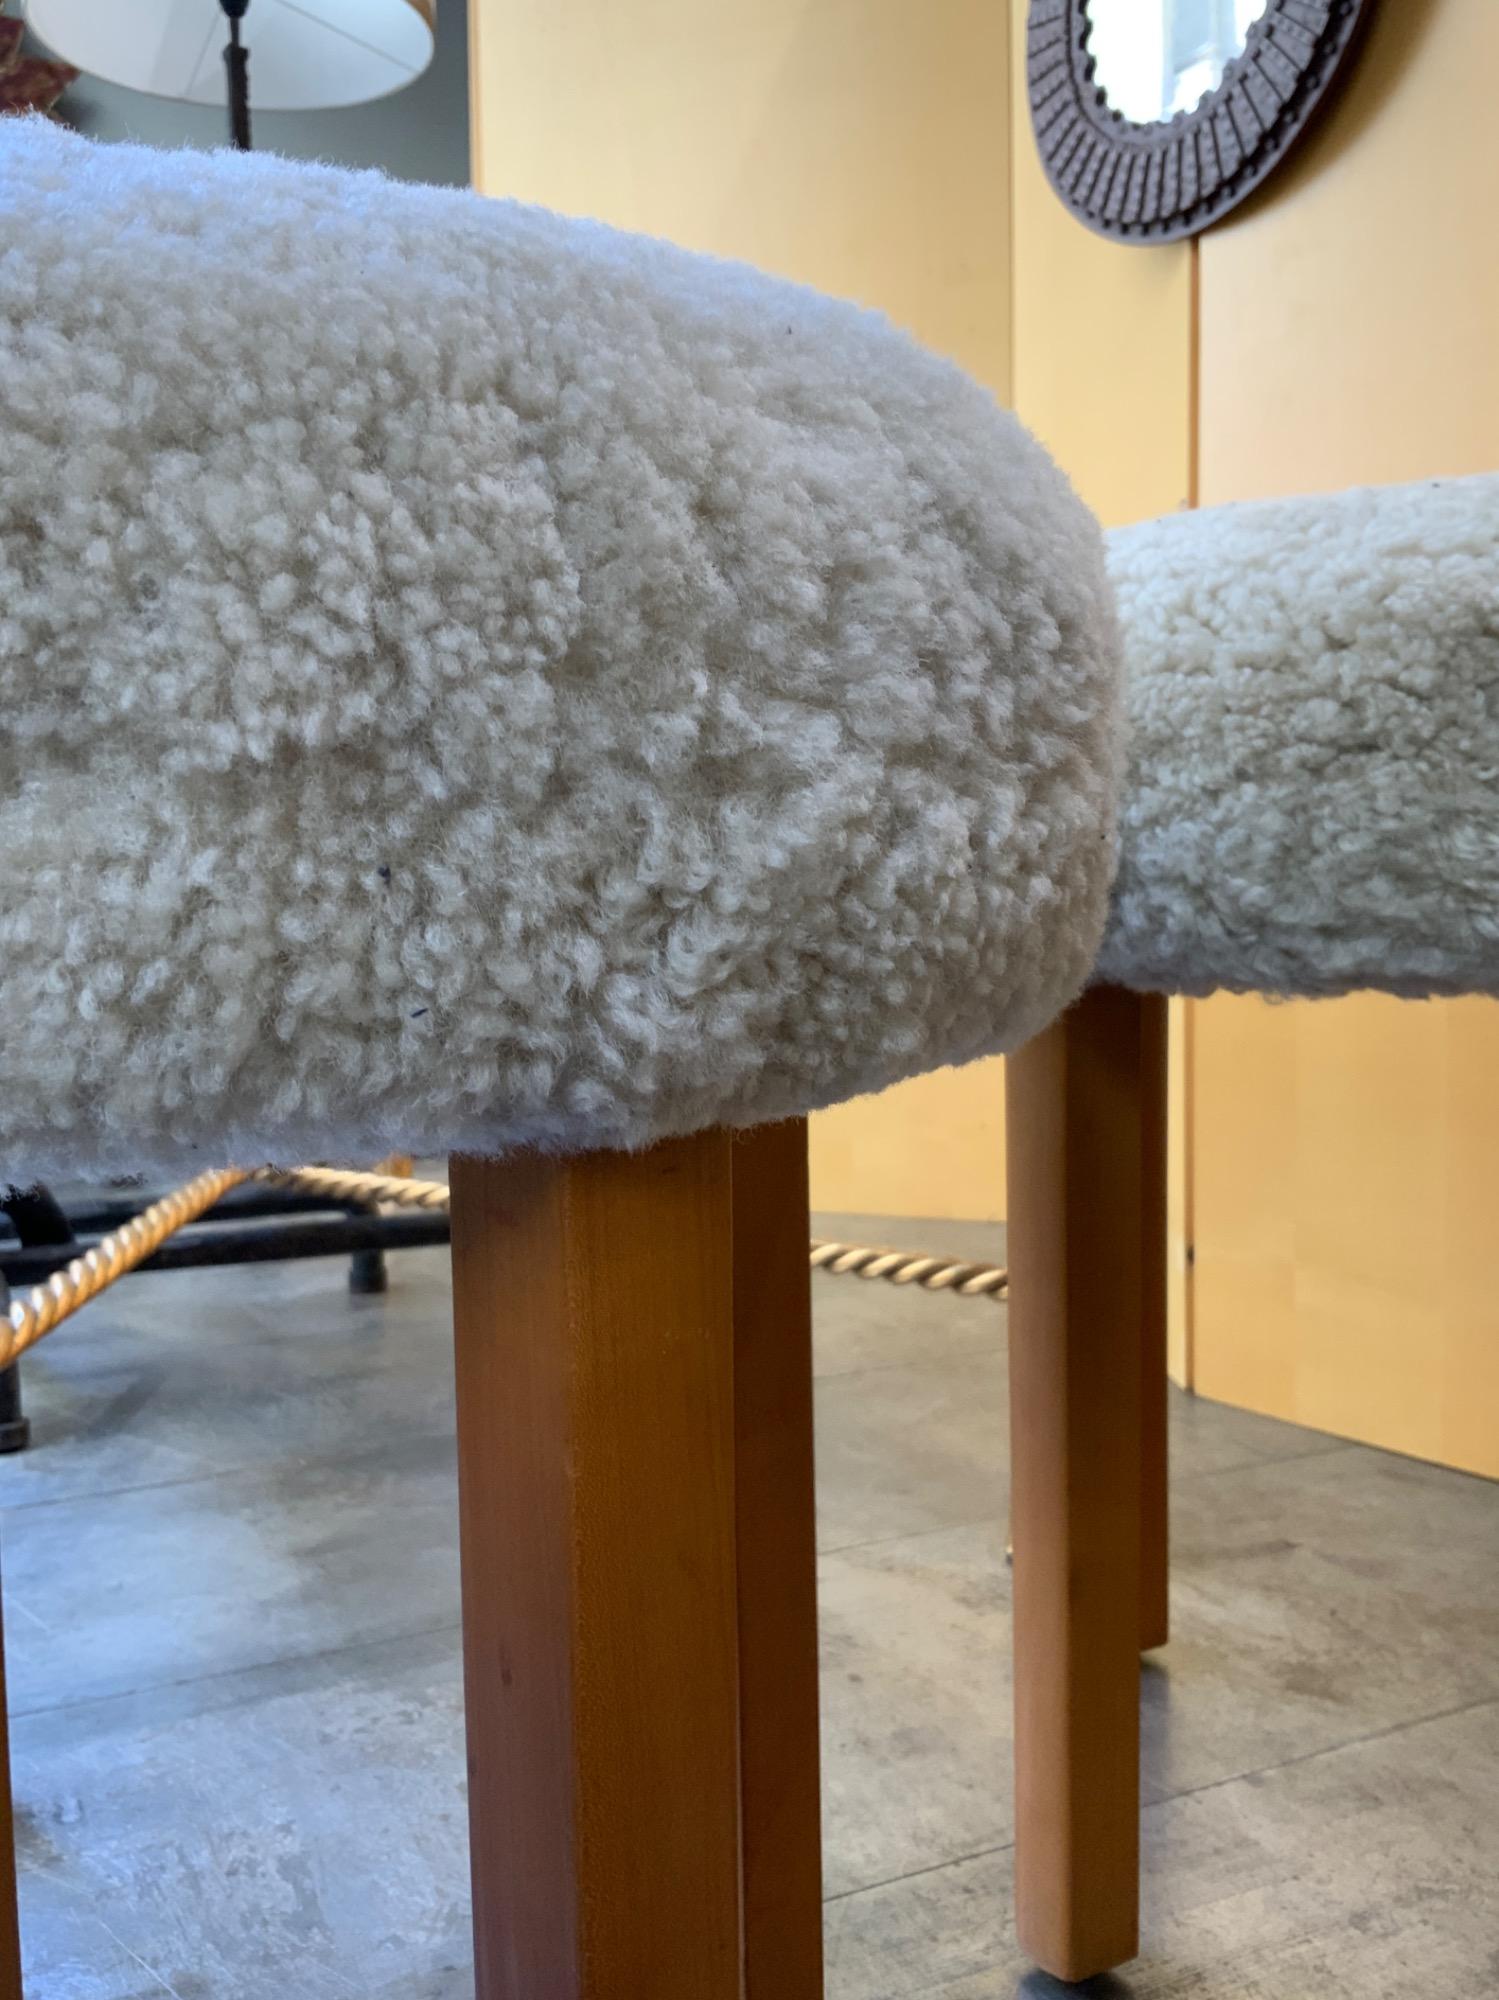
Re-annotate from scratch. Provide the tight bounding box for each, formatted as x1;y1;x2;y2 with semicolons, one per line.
0;116;1119;1184
1100;472;1499;998
0;119;1121;2000
1002;469;1499;1989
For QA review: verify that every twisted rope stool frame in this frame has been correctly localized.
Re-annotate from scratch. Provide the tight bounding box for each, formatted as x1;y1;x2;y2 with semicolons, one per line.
1;1164;1008;1364
0;1166;452;1396
1;1168;248;1367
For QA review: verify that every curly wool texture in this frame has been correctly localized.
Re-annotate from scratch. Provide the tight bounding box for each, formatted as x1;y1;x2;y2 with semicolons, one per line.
1098;473;1499;998
0;120;1119;1180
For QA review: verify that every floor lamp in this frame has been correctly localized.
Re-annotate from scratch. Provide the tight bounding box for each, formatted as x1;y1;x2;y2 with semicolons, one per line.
26;0;435;151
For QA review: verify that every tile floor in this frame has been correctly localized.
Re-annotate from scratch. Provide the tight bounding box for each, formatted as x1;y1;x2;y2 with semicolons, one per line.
3;1213;1497;1997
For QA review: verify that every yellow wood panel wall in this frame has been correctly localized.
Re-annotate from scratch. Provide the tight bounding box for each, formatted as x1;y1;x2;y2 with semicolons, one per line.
1008;3;1197;1372
1010;136;1195;521
1192;0;1499;1475
469;0;1014;1218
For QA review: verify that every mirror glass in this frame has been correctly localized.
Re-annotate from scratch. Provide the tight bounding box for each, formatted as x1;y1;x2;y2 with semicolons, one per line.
1086;0;1269;124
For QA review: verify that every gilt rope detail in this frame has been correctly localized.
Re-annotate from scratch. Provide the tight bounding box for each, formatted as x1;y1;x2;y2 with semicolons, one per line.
2;1168;249;1365
809;1240;1008;1300
2;1165;1006;1358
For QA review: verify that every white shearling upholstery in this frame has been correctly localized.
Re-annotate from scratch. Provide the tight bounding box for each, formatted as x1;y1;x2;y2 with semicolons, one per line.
0;120;1120;1180
1098;473;1499;998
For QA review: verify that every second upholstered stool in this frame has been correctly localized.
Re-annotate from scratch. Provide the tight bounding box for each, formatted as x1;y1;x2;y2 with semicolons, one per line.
1004;470;1499;1983
0;120;1123;1998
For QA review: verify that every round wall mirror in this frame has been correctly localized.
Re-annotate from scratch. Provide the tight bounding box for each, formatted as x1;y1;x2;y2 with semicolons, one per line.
1028;0;1376;244
1086;0;1270;126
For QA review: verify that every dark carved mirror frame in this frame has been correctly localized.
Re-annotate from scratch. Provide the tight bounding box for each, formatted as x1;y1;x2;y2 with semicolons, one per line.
1028;0;1376;244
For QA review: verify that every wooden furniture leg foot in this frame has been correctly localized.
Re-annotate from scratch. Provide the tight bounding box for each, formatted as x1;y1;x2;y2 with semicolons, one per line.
450;1133;742;2000
731;1119;824;1999
1006;986;1145;1981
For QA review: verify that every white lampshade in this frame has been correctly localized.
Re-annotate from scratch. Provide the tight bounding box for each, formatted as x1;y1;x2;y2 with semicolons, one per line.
27;0;436;112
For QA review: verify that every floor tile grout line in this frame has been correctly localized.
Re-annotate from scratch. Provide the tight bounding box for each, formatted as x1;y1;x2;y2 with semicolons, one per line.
822;1836;1016;1908
2;1461;261;1517
8;1618;465;1727
1169;1437;1357;1486
1144;1689;1499;1812
0;1423;1351;1524
820;1694;1499;1913
0;1421;459;1519
92;1914;190;2000
818;1514;1001;1562
815;1439;1356;1561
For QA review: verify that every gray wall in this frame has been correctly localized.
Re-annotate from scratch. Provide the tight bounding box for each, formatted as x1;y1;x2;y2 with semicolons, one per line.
31;0;469;186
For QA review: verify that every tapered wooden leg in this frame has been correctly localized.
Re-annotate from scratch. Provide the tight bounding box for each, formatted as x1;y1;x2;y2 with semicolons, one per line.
0;1534;21;1999
1139;994;1170;1654
731;1119;824;1999
450;1133;742;2000
1006;985;1145;1981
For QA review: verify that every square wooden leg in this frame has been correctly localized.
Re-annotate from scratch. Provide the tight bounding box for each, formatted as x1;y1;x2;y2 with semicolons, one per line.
1005;985;1147;1981
450;1133;742;2000
1138;994;1170;1655
731;1119;824;1999
450;1123;825;2000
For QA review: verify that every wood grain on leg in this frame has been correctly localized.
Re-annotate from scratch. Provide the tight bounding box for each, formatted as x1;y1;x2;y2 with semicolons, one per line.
1006;985;1144;1981
731;1119;824;2000
450;1134;741;2000
1138;994;1171;1655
